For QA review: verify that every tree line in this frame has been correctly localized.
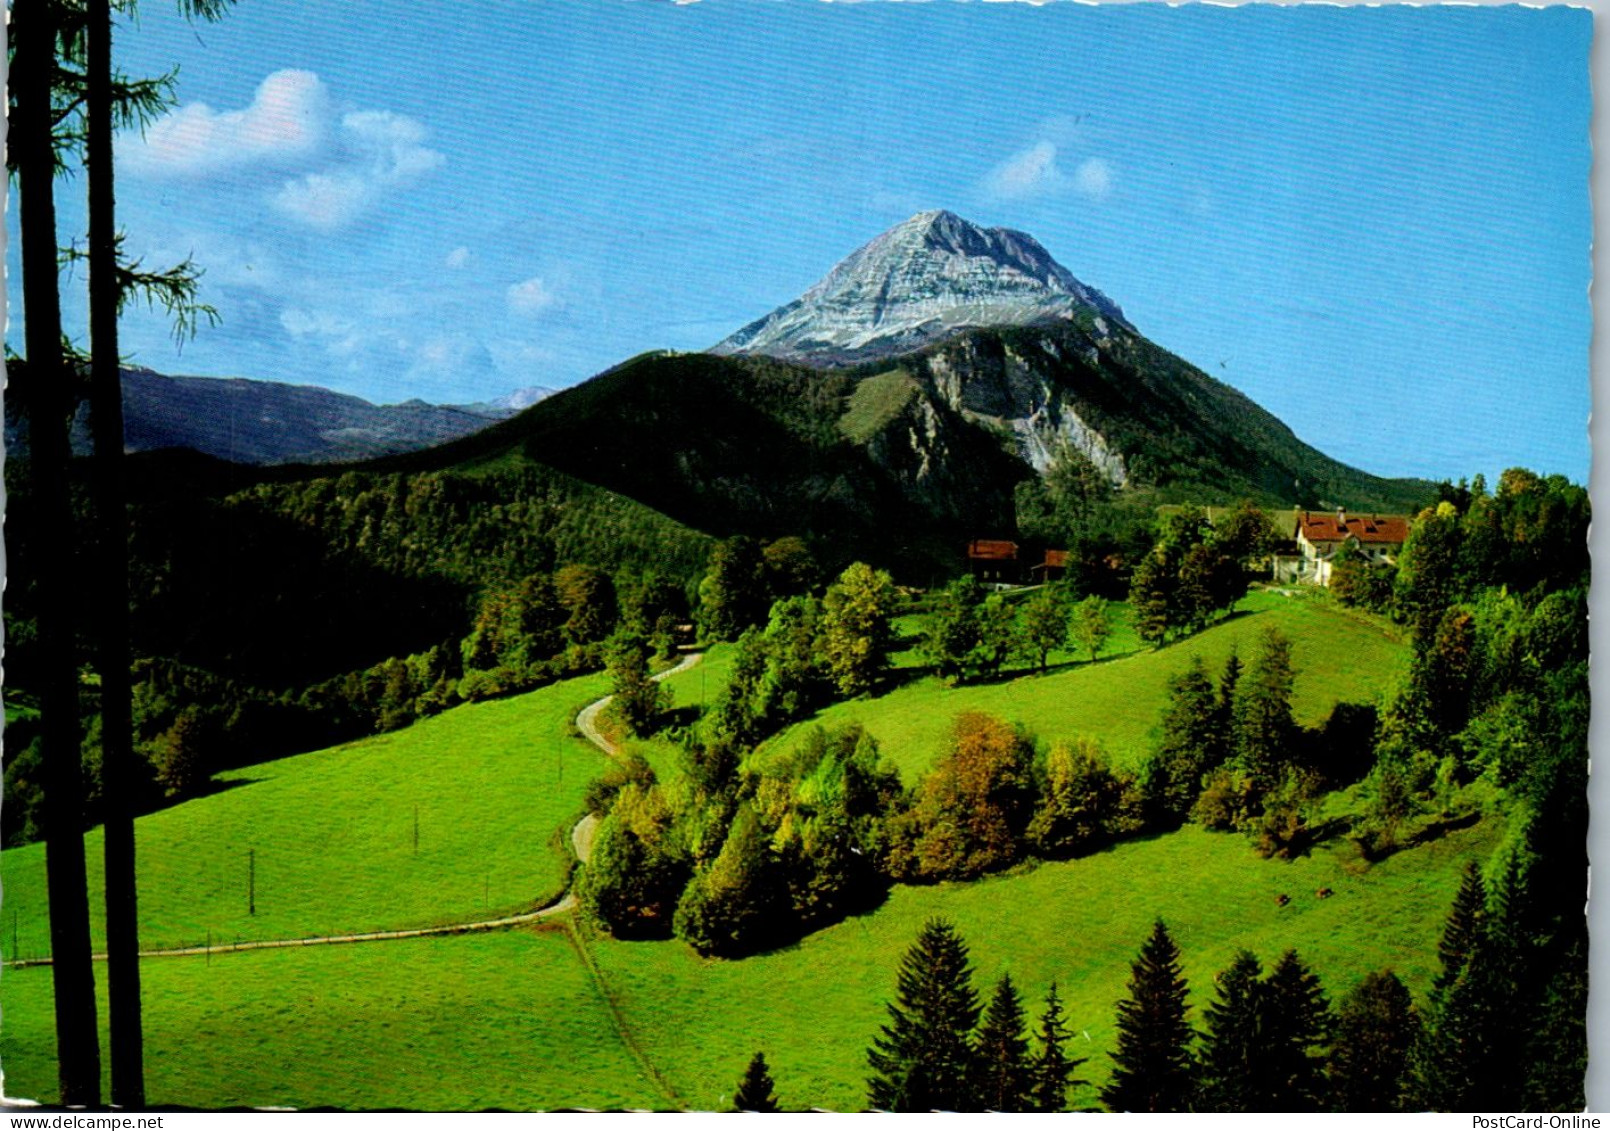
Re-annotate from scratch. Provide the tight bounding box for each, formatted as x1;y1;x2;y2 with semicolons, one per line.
738;868;1569;1113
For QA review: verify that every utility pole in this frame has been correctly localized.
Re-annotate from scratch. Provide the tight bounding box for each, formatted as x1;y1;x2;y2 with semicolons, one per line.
247;848;256;917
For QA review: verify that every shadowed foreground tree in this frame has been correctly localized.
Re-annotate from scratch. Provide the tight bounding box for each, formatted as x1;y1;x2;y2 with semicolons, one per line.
1327;970;1419;1111
1031;982;1086;1112
12;0;102;1103
1194;950;1264;1112
976;974;1032;1111
1259;949;1333;1111
84;0;232;1103
1102;920;1196;1112
867;918;982;1111
733;1051;779;1112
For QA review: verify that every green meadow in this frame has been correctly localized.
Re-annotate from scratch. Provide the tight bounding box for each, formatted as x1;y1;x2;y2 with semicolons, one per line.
770;590;1408;781
3;594;1459;1110
0;927;665;1110
1;816;1494;1109
0;673;614;959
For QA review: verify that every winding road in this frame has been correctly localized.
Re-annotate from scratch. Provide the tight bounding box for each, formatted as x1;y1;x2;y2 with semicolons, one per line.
6;652;703;969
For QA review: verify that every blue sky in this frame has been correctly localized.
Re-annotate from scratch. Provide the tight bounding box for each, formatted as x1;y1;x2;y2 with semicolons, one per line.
8;0;1591;485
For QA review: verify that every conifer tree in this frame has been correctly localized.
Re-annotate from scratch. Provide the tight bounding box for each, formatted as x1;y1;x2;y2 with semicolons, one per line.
867;918;982;1111
1143;657;1220;825
1195;950;1264;1112
976;974;1032;1111
1031;982;1086;1112
1328;970;1419;1111
733;1051;779;1112
1214;651;1241;756
1101;920;1196;1112
1260;949;1332;1111
1129;550;1176;646
1232;629;1297;788
1434;861;1486;996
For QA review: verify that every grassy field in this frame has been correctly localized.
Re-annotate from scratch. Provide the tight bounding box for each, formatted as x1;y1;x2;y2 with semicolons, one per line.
580;815;1494;1111
838;368;917;444
0;926;667;1110
0;599;1449;1110
0;673;615;959
767;590;1408;782
1;814;1494;1109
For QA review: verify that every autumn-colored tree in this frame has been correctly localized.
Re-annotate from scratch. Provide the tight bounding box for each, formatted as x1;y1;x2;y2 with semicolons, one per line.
886;713;1036;881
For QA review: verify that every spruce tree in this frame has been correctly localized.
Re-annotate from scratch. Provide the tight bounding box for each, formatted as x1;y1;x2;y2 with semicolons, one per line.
1328;970;1419;1111
1128;550;1176;646
1232;629;1297;789
1101;920;1196;1112
867;918;983;1111
733;1051;779;1112
1195;950;1264;1112
1434;861;1485;996
1030;982;1086;1112
1260;949;1332;1111
976;974;1032;1111
1144;658;1220;825
1214;652;1241;760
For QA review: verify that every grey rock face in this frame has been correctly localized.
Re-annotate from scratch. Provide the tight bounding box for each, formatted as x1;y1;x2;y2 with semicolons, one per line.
919;331;1130;488
713;209;1129;366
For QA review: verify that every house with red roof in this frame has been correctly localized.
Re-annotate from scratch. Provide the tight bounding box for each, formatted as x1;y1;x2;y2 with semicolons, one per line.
1273;509;1410;586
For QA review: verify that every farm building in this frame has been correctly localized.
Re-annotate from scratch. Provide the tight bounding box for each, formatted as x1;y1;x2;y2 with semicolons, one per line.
1273;509;1410;586
966;539;1019;583
1029;549;1070;583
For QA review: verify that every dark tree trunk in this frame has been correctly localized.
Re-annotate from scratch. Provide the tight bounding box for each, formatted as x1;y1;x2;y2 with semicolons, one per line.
88;0;146;1107
14;0;105;1106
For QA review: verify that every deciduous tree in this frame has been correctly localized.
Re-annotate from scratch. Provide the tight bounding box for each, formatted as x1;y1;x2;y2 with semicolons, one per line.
1068;594;1112;664
820;562;896;698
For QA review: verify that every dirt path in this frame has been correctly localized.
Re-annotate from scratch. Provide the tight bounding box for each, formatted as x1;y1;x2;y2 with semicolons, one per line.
576;649;702;761
5;654;703;969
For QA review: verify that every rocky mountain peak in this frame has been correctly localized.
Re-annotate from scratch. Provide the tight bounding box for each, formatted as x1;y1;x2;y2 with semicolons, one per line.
713;210;1129;365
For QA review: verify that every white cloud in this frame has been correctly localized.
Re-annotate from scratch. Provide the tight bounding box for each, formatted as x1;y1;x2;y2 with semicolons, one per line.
271;109;444;230
983;140;1115;203
1074;157;1114;201
125;70;329;176
126;69;444;230
985;140;1065;199
445;247;472;269
507;276;557;316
